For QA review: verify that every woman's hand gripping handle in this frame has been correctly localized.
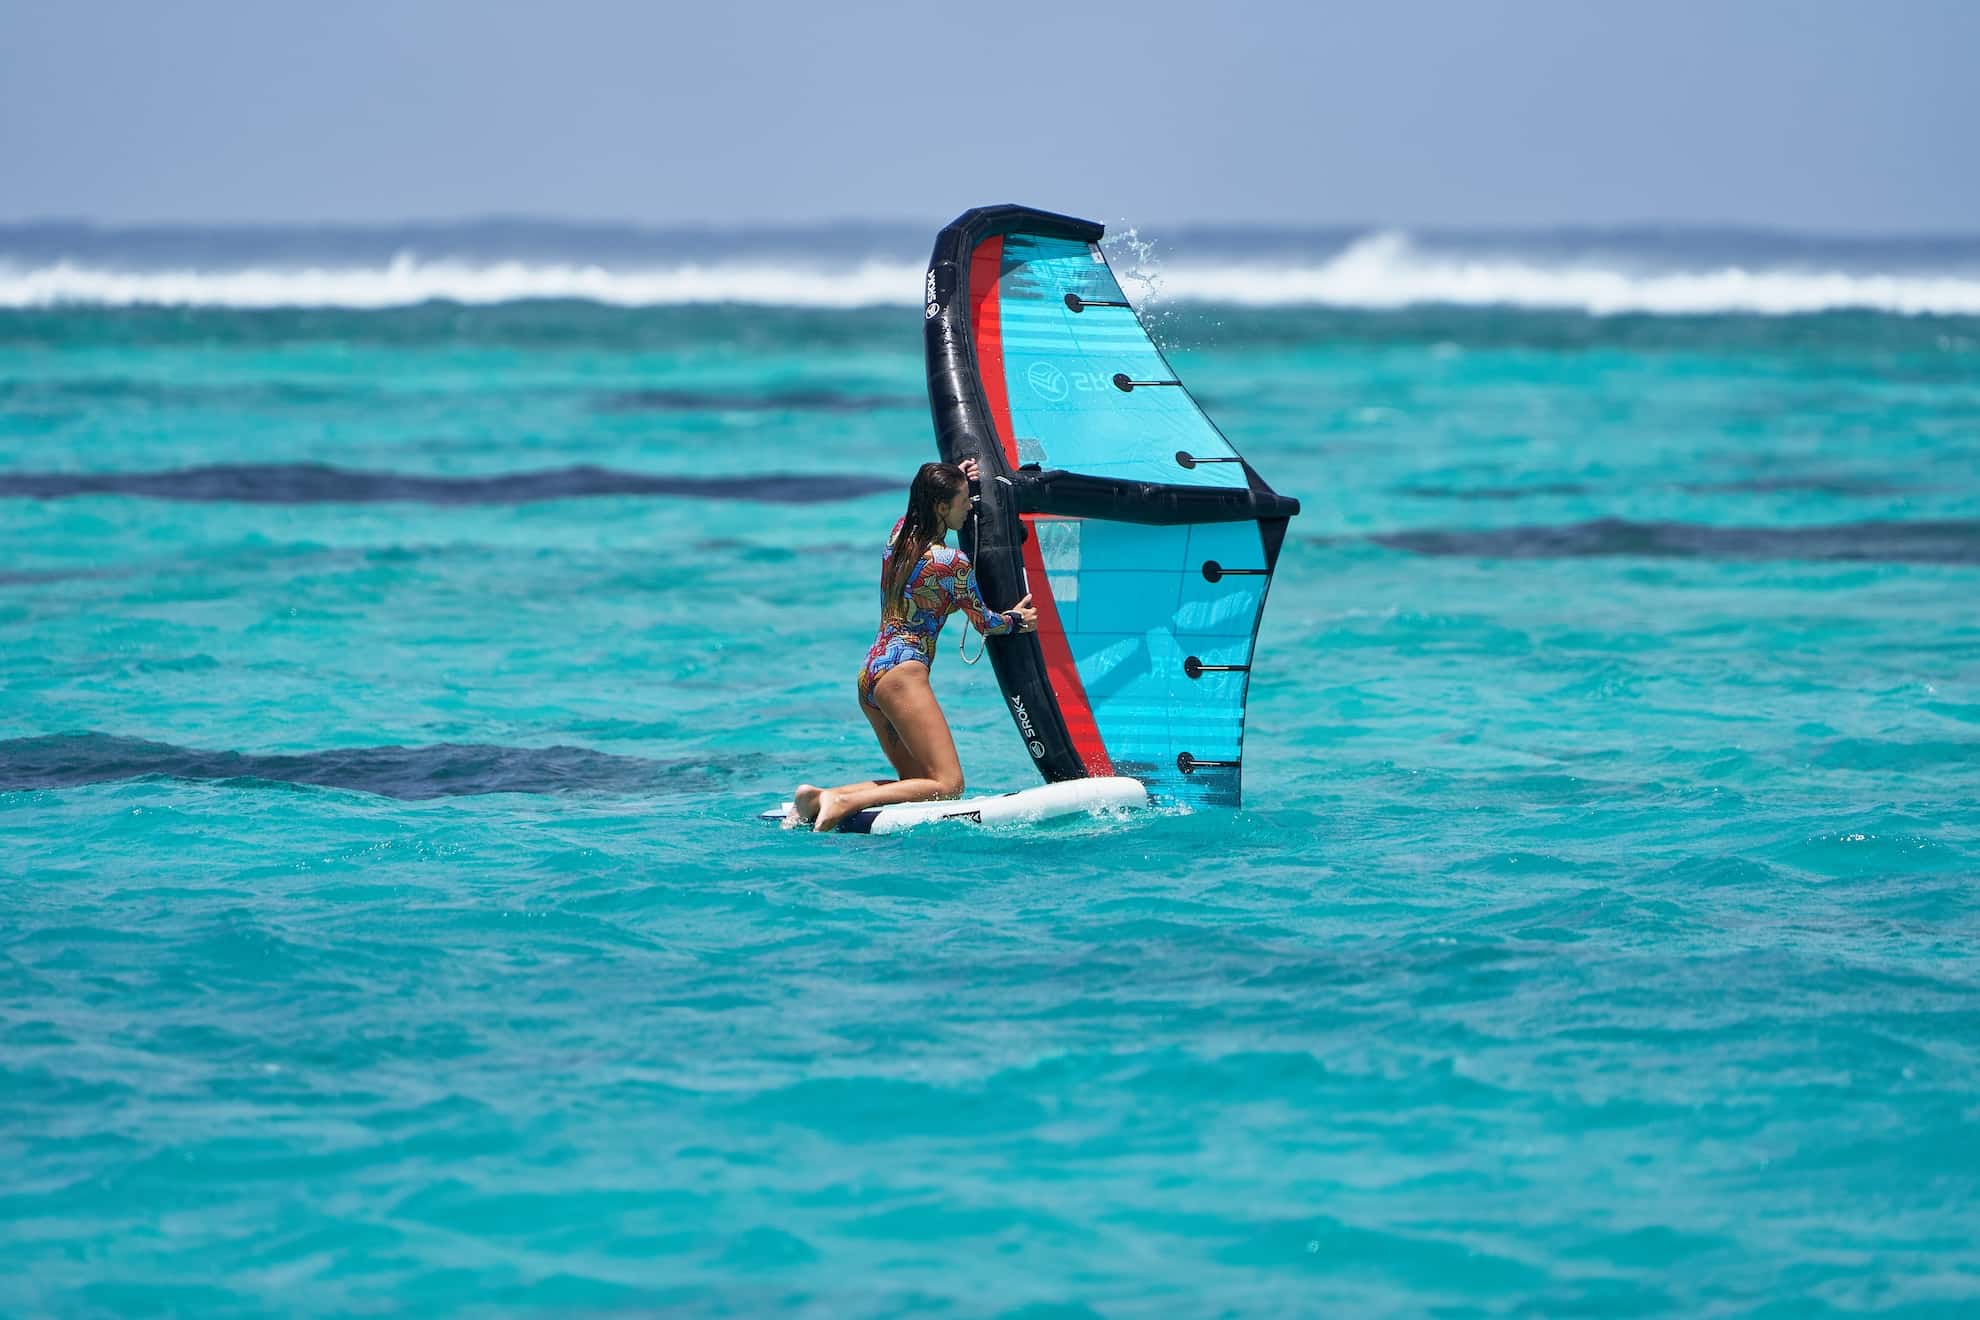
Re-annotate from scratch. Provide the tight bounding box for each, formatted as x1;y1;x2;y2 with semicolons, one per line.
1008;593;1037;634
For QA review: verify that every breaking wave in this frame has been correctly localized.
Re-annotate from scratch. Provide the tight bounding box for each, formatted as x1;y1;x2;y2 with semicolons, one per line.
1159;233;1980;315
4;229;1979;315
0;255;923;310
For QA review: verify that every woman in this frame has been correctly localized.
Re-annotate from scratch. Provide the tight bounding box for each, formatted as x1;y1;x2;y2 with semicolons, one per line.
792;458;1037;832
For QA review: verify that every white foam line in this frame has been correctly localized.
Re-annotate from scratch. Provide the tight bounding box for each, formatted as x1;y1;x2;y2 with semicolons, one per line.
4;234;1979;315
1155;233;1980;315
0;255;928;310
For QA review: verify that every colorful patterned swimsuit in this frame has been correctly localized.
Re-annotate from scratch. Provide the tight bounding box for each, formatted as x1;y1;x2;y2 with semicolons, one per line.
858;517;1017;711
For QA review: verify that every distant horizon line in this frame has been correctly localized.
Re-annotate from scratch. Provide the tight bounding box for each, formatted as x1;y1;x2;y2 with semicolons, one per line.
5;214;1980;244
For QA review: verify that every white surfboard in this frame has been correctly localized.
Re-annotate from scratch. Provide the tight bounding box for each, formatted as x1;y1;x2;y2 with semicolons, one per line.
761;776;1148;834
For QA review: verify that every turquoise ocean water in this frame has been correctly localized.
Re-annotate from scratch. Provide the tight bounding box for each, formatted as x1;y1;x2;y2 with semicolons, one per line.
5;227;1980;1312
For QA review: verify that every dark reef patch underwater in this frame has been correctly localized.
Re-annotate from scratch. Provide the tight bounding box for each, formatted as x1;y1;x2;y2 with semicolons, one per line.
1368;516;1980;565
0;733;736;799
0;463;895;506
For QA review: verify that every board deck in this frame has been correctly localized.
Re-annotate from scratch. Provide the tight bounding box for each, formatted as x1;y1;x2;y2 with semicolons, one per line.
761;776;1149;834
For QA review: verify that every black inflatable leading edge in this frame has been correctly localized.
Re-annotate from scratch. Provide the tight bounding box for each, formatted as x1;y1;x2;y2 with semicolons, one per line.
925;206;1096;784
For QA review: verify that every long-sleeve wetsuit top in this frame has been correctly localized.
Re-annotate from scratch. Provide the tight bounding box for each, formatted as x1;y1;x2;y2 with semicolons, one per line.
860;518;1018;698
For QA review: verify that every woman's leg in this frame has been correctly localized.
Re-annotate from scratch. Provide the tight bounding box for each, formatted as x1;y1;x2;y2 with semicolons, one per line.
792;690;931;824
813;663;962;831
864;699;930;781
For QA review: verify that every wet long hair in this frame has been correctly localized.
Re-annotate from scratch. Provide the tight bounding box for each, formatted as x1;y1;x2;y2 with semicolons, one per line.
884;460;967;623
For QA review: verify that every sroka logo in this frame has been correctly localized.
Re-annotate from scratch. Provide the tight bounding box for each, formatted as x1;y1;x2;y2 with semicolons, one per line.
1027;361;1115;401
1026;362;1069;401
1010;694;1038;739
1027;740;1046;759
924;269;940;319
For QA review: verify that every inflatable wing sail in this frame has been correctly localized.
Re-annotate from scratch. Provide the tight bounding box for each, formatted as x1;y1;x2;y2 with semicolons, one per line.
924;205;1299;808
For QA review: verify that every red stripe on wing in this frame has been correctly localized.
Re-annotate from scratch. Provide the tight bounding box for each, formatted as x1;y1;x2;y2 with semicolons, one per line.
968;236;1017;468
1019;515;1113;777
970;237;1110;778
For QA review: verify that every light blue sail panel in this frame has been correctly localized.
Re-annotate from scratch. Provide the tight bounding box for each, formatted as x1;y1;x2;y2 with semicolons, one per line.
1034;517;1267;808
994;235;1247;489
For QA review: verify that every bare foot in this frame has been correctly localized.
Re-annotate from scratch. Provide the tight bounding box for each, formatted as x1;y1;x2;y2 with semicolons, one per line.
791;784;823;824
812;789;854;833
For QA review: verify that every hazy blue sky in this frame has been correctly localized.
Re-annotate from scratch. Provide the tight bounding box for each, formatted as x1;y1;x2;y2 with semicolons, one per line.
3;0;1975;231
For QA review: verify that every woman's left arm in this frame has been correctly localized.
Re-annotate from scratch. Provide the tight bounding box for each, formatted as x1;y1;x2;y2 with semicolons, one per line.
952;556;1021;636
